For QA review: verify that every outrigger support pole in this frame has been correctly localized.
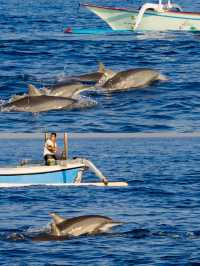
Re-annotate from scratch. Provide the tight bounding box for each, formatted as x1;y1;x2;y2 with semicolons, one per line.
74;158;109;185
45;132;48;142
134;2;163;30
63;133;68;160
167;0;172;8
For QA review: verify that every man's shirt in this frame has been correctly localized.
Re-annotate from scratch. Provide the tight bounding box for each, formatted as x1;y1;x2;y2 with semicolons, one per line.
43;139;57;156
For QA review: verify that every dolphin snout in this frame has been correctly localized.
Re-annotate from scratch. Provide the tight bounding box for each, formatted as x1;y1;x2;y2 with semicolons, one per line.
49;212;56;217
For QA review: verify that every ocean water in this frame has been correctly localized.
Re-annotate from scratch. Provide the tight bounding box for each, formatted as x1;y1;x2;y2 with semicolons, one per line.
1;0;200;132
1;136;200;265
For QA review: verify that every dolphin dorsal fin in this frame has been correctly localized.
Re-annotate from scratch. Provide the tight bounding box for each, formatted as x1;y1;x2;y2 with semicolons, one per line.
98;62;106;73
28;84;42;96
49;213;66;225
51;222;61;236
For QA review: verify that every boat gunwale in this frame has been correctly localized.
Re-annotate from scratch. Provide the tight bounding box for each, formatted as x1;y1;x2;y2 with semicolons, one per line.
82;3;200;17
0;164;85;176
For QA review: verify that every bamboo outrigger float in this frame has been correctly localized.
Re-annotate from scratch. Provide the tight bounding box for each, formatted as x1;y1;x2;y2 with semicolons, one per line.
0;133;128;188
82;1;200;32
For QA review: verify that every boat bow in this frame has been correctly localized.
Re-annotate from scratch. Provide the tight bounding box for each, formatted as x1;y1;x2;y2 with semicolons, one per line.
81;2;200;31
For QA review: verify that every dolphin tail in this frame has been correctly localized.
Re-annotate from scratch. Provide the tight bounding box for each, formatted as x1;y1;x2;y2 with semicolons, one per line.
28;84;43;96
158;73;168;81
49;212;66;224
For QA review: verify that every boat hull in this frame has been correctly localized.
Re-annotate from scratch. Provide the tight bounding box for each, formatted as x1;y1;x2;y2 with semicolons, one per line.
83;4;200;31
0;164;84;185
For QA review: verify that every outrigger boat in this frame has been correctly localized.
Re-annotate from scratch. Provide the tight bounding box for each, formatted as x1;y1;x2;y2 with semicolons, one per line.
82;1;200;31
0;133;128;188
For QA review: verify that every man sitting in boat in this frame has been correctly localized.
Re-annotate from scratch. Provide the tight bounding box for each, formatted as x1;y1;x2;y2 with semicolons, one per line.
43;133;59;166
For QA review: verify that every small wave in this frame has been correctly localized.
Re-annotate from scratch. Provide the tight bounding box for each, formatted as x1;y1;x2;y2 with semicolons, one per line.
120;228;151;238
3;224;51;242
6;233;26;241
69;96;97;110
0;98;6;106
3;225;200;242
0;103;19;113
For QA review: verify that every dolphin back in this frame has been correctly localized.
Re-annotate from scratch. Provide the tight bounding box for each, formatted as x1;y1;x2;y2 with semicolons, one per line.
103;68;163;91
3;96;77;113
48;81;86;98
51;215;120;237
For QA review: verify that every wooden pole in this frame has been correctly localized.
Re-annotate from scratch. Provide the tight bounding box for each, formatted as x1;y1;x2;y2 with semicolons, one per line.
63;133;68;160
45;132;48;142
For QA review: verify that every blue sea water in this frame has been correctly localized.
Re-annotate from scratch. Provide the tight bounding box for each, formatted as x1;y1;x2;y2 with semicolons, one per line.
1;136;200;265
1;0;200;132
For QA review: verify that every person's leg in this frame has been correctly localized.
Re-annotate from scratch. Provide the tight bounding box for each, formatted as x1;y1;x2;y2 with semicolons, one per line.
52;155;57;165
45;155;56;166
44;155;48;165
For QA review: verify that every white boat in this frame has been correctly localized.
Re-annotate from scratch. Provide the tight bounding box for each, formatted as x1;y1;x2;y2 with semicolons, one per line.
82;1;200;31
0;133;128;187
0;158;127;187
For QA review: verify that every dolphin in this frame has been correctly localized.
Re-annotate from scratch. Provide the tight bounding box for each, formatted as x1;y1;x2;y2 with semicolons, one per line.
2;94;78;113
7;213;122;241
2;83;95;113
60;62;116;84
9;84;44;103
101;68;168;91
43;62;116;97
26;82;89;99
28;82;92;99
45;81;91;98
49;213;122;237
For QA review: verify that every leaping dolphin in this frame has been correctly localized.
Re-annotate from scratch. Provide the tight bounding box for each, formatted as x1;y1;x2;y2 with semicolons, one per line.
101;68;168;91
2;95;78;113
45;81;91;98
2;84;95;112
2;66;168;112
49;213;122;237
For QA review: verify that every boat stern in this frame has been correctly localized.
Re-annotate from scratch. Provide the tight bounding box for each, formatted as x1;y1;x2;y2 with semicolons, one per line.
82;3;137;30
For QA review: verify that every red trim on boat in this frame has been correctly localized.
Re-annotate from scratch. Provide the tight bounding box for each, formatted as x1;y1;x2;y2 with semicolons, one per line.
82;3;200;16
81;3;131;12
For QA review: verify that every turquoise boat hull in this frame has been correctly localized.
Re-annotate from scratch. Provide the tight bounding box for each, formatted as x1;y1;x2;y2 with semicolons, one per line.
0;162;85;186
0;169;79;184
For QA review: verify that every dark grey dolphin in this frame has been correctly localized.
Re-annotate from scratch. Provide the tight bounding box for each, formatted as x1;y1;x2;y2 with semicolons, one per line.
101;68;168;91
46;81;91;98
23;82;92;99
2;95;77;113
49;213;122;237
60;62;115;84
73;72;104;83
3;83;95;113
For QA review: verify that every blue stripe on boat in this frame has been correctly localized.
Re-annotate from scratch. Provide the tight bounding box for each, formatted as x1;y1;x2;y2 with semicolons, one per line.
0;168;79;184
